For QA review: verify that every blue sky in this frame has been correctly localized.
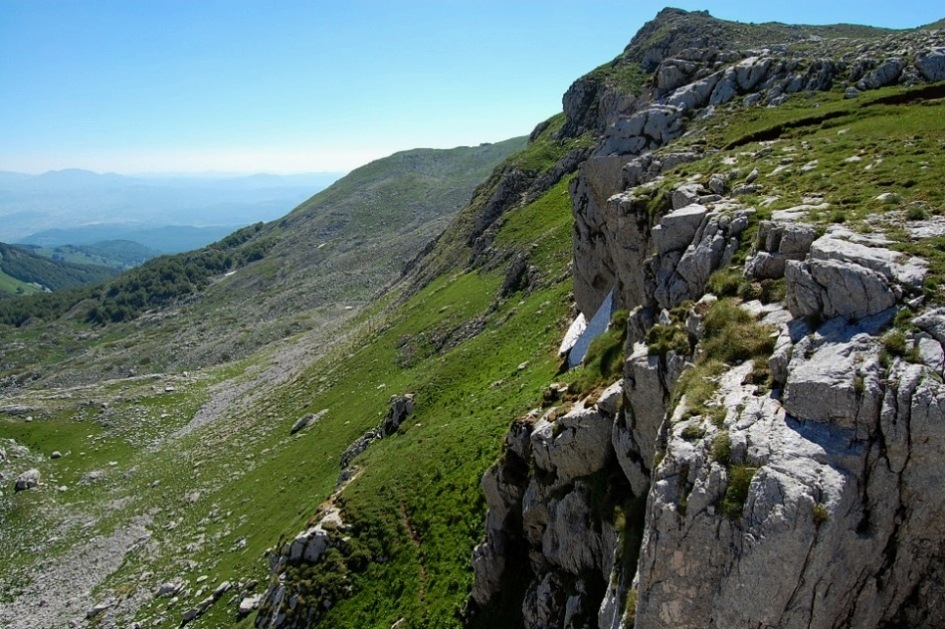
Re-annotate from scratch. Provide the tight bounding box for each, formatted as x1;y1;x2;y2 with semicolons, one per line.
1;1;941;175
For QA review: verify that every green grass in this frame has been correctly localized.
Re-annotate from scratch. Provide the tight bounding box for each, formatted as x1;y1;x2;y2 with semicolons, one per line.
507;114;594;174
569;309;629;395
0;177;575;629
720;465;757;520
0;267;42;296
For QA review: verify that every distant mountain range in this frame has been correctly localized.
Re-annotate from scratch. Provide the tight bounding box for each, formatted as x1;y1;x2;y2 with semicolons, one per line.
0;168;345;248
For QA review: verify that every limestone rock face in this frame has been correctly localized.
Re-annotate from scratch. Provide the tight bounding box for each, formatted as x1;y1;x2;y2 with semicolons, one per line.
468;388;629;626
786;230;926;321
633;326;945;629
916;47;945;82
469;10;945;629
531;404;614;482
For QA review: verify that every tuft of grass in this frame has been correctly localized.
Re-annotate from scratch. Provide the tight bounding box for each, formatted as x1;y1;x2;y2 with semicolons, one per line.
707;268;743;297
571;310;629;394
720;465;758;520
711;431;732;465
881;330;908;357
681;422;706;441
812;503;829;527
906;205;928;221
646;323;691;359
624;587;638;626
673;359;727;420
702;299;776;364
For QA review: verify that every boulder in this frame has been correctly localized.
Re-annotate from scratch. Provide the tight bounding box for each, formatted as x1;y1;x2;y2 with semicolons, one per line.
857;58;904;90
541;482;606;575
290;409;327;434
14;468;40;492
285;507;344;568
783;325;883;437
237;593;262;616
651;203;708;254
530;405;613;482
916;48;945;83
811;258;896;320
155;580;185;598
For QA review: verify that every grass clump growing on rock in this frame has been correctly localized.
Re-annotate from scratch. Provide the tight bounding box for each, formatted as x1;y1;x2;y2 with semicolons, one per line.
812;503;829;527
711;431;732;465
571;310;629;394
673;359;726;420
721;465;758;519
702;299;776;364
646;323;690;359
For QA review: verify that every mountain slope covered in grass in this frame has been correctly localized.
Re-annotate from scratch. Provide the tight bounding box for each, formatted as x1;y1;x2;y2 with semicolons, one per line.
0;139;525;388
0;242;117;295
2;8;945;629
20;240;162;270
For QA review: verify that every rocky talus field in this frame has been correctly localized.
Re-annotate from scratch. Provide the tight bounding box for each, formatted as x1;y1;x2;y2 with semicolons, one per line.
3;8;945;629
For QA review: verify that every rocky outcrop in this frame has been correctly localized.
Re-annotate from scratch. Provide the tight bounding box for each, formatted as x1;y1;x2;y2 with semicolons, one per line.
469;9;945;628
339;394;414;472
254;507;350;629
14;468;40;492
469;382;631;627
255;395;415;629
633;303;945;628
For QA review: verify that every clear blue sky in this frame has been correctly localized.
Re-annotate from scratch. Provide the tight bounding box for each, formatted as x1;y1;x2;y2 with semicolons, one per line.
1;1;941;175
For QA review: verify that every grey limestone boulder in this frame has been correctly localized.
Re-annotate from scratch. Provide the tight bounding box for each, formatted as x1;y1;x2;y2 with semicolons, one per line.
14;468;40;492
857;57;904;90
916;48;945;82
290;409;327;434
285;507;343;565
782;325;883;437
530;405;613;483
540;482;606;575
785;232;926;321
651;203;708;254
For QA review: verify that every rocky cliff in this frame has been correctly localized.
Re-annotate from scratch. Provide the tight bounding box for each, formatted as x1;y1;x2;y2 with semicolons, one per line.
470;9;945;628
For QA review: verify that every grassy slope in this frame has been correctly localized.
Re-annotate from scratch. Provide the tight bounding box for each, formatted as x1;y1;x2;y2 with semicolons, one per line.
0;242;117;294
0;139;525;389
25;240;162;270
651;83;945;294
0;175;577;628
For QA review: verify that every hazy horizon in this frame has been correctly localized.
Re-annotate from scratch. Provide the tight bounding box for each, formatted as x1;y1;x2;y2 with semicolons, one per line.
2;1;942;176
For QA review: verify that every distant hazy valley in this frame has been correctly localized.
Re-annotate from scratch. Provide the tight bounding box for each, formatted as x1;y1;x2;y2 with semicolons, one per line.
0;169;344;249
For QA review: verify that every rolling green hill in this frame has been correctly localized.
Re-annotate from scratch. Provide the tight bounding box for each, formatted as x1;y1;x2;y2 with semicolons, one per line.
0;242;117;295
22;240;164;270
0;138;526;384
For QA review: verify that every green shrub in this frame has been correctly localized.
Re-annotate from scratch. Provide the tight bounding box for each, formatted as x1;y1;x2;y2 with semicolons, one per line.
812;503;829;527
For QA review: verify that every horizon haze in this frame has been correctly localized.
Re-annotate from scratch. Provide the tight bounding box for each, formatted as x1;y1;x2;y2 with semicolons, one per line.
2;0;942;176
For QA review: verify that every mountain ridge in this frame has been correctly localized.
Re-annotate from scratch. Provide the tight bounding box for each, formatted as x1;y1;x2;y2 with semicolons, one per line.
2;8;945;629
